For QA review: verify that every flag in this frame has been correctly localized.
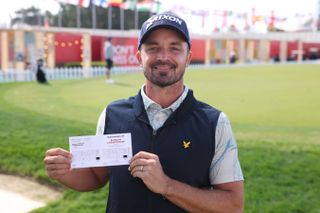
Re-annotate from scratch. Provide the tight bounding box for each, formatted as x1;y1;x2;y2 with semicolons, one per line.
79;0;90;7
93;0;109;8
252;15;264;23
136;0;160;13
57;0;90;7
56;0;78;5
136;2;152;12
152;0;161;13
222;10;228;28
121;0;136;10
214;10;222;16
108;0;123;7
44;17;49;28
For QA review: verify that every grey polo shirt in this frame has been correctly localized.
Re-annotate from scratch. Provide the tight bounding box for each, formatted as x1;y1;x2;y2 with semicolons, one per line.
96;85;244;185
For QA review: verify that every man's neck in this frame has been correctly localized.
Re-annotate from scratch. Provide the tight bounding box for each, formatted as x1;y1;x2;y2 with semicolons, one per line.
144;82;184;108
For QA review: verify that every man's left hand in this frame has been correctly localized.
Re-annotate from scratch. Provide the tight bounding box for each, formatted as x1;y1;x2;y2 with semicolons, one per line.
129;151;171;195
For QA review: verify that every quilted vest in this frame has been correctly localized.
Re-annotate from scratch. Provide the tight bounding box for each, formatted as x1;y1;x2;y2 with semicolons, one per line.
104;90;220;213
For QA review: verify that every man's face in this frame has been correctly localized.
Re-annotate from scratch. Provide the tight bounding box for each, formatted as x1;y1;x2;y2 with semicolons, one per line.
136;28;192;88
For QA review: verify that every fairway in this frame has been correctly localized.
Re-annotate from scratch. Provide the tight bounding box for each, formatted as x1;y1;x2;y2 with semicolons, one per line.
0;64;319;212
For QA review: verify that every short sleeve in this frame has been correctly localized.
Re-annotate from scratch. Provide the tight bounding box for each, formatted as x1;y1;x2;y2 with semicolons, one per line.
209;112;244;185
96;108;106;135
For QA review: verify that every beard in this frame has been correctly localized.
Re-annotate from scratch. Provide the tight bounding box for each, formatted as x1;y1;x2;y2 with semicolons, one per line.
143;60;186;88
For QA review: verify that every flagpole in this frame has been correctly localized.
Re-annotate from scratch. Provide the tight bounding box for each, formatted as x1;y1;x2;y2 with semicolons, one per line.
120;6;124;30
134;7;139;29
92;2;96;29
77;4;81;28
58;4;62;27
108;6;112;30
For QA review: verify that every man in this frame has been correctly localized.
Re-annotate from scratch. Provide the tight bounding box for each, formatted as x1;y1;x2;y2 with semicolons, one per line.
104;37;114;83
44;12;244;212
35;59;49;84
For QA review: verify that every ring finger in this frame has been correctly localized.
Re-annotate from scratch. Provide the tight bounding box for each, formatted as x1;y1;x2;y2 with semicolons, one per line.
131;164;146;176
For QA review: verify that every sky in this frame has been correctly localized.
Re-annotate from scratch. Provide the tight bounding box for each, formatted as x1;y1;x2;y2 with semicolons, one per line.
0;0;60;27
160;0;319;33
0;0;318;32
162;0;318;15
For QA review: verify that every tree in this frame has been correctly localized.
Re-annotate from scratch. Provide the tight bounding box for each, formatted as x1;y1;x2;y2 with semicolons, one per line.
10;1;154;30
11;6;45;27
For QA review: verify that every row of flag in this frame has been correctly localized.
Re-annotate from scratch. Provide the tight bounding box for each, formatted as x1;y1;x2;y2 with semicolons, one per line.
172;5;287;25
55;0;161;12
56;0;123;8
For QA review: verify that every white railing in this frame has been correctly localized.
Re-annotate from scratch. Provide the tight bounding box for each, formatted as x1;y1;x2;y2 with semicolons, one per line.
1;61;319;83
0;66;142;83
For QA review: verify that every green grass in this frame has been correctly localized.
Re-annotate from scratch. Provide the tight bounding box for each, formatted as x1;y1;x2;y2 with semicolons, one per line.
0;64;319;212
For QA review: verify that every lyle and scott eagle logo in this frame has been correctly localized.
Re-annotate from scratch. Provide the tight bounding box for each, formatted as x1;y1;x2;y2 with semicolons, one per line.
183;140;191;149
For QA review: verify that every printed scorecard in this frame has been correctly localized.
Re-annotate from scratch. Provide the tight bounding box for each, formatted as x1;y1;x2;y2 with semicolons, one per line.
69;133;132;169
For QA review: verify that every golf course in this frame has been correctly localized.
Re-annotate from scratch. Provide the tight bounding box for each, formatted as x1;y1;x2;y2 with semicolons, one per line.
0;63;319;212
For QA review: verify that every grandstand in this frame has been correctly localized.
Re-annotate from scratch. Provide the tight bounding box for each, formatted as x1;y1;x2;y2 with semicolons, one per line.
1;27;319;72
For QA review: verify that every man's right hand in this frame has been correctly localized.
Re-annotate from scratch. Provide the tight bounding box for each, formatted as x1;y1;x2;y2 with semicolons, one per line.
44;148;72;181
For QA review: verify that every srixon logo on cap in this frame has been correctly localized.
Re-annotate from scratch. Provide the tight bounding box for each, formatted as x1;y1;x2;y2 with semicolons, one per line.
145;14;183;30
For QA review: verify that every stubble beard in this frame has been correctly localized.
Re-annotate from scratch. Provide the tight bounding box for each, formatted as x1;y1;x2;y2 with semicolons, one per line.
143;61;186;88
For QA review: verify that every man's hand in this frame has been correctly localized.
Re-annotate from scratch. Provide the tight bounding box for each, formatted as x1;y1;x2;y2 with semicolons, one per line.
129;151;171;195
44;148;72;181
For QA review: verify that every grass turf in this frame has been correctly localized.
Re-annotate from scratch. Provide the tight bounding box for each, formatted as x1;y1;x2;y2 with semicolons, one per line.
0;64;319;212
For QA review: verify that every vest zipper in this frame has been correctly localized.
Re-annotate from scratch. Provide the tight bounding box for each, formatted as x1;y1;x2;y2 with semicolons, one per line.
151;129;157;152
148;129;157;213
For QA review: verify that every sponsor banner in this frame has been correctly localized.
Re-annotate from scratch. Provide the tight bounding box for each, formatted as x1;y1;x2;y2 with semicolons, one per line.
101;37;139;66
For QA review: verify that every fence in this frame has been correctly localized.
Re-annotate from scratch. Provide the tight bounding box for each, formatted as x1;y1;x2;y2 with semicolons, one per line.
1;61;319;83
0;66;141;83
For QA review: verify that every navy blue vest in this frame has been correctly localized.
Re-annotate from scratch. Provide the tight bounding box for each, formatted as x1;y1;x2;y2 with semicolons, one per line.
104;90;221;213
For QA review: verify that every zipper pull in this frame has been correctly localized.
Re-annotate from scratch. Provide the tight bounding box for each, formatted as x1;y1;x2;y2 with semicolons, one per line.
152;130;157;136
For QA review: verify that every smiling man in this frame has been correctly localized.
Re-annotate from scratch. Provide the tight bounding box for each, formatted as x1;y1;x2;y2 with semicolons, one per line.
44;11;244;213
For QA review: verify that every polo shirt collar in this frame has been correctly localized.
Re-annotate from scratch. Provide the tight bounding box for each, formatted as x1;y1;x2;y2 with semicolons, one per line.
140;84;189;112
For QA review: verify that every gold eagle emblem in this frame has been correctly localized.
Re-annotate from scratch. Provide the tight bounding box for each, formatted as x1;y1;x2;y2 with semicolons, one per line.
183;140;191;149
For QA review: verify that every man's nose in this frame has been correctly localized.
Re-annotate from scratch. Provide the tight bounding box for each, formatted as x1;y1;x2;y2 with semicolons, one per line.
157;49;169;60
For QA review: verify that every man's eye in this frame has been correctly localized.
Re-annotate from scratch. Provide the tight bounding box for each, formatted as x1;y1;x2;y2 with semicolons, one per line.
147;47;157;52
171;47;181;51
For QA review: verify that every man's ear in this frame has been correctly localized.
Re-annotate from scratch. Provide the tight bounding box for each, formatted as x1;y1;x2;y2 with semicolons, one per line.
136;51;142;65
186;51;192;66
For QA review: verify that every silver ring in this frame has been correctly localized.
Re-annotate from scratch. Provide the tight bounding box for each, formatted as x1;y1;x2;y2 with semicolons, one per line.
140;165;144;172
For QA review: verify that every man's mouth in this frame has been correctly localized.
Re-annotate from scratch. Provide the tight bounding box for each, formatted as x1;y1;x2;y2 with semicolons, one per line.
152;63;176;70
